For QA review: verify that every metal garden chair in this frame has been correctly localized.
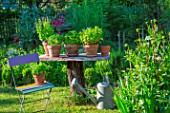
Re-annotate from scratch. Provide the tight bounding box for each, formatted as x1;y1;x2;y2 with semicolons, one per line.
8;53;55;113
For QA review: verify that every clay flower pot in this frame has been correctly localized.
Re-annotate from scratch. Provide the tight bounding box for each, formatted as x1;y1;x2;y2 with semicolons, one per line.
47;45;62;57
64;44;80;57
33;73;45;85
84;44;99;57
42;41;49;56
100;46;110;56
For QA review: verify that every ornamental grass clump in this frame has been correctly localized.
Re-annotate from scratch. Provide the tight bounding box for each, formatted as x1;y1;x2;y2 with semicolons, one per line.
113;20;170;113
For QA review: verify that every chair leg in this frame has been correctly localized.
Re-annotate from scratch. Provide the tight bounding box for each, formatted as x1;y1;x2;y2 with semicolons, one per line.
18;93;26;113
43;89;55;113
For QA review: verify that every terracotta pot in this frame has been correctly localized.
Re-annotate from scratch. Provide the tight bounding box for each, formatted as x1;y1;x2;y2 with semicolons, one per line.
47;45;62;57
42;41;49;56
100;45;111;56
33;73;45;85
64;44;80;57
84;44;99;57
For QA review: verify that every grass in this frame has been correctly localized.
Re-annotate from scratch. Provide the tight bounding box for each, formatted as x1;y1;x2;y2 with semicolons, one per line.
0;86;120;113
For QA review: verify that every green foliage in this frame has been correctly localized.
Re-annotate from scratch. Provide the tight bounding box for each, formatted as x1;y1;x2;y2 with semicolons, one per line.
15;4;42;51
63;30;81;44
1;59;11;86
1;61;34;86
48;34;63;46
30;62;49;75
36;18;54;42
161;0;170;32
80;26;103;44
95;60;112;78
70;93;90;105
107;1;144;31
114;20;170;113
99;39;114;46
84;68;99;87
65;0;110;37
45;62;68;86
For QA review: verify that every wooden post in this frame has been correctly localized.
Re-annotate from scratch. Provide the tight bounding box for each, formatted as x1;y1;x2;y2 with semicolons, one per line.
141;25;144;39
67;61;85;96
123;31;125;51
118;31;121;51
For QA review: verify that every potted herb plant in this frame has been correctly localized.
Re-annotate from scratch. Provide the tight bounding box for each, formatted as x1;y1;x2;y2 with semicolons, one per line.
63;30;81;56
99;40;111;56
36;18;54;56
47;34;63;57
79;26;103;57
30;62;48;85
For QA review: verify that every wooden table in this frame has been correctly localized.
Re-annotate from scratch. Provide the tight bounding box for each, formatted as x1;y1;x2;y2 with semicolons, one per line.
39;53;110;95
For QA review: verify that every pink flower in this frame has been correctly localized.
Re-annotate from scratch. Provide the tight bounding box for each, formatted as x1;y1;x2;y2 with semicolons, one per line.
52;20;61;27
58;32;61;34
61;16;64;19
13;37;19;43
51;20;55;23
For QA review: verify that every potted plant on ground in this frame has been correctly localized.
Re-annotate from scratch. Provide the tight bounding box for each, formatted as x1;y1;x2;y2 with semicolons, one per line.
79;26;103;57
63;30;81;56
47;34;63;57
30;62;48;85
36;18;54;56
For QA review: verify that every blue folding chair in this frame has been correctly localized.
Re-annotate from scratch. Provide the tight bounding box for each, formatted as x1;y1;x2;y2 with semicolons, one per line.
8;53;55;113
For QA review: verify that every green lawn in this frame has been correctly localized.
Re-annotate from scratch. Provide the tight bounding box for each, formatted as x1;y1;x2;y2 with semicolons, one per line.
0;86;119;113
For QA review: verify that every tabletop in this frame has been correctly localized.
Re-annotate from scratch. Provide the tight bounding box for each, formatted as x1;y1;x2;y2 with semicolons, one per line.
39;53;110;61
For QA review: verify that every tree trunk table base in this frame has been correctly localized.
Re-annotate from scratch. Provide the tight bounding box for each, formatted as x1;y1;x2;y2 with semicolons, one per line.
67;61;85;96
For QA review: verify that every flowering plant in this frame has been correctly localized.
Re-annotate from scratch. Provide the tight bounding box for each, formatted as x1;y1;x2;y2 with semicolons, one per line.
51;16;66;28
51;15;73;33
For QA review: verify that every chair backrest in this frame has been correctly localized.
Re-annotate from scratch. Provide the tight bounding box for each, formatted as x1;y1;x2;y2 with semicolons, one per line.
8;53;40;67
8;53;40;87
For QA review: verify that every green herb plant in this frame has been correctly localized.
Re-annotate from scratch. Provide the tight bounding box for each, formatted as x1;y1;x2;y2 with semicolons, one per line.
36;19;54;42
48;34;63;46
113;20;170;113
63;30;80;44
30;62;48;75
80;26;103;45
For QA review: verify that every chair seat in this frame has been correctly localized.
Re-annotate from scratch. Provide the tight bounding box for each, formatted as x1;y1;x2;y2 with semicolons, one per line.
16;82;55;94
